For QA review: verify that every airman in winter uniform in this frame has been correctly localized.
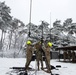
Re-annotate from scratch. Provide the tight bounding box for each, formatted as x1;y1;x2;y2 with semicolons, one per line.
34;42;43;70
25;40;34;70
43;42;52;73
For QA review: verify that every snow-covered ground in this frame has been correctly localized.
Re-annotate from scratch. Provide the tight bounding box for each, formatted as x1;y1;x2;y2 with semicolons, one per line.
0;58;76;75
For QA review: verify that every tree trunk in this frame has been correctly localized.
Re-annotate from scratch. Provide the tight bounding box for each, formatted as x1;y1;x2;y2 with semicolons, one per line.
14;32;17;48
9;31;13;49
0;30;3;51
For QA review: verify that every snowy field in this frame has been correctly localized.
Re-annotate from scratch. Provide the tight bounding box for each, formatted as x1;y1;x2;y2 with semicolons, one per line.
0;58;76;75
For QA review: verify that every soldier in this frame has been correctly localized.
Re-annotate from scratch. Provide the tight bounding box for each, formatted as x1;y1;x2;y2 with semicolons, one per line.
34;41;43;70
43;42;52;73
25;40;34;70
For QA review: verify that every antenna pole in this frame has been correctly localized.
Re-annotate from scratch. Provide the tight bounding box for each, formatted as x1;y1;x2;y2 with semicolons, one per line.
50;12;51;41
29;0;32;23
28;0;32;37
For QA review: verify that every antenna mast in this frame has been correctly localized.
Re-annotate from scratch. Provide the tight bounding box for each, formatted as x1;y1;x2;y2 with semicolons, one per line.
50;12;51;41
28;0;32;37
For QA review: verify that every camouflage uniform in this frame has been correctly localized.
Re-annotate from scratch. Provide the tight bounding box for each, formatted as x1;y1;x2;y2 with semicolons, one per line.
34;42;43;70
25;44;33;70
43;44;51;73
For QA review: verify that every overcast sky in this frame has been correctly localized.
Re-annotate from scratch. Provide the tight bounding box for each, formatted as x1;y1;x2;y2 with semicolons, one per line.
0;0;76;26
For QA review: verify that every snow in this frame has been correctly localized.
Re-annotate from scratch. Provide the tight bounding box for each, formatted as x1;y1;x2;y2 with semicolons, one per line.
0;58;76;75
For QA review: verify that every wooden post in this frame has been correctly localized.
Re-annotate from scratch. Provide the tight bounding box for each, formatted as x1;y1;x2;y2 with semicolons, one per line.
59;50;60;61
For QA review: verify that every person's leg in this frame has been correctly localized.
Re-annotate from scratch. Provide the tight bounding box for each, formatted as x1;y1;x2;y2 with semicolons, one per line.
25;57;32;70
40;58;43;70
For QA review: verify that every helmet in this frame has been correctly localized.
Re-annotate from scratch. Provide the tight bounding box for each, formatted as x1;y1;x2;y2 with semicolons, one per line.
47;42;52;47
26;40;32;45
